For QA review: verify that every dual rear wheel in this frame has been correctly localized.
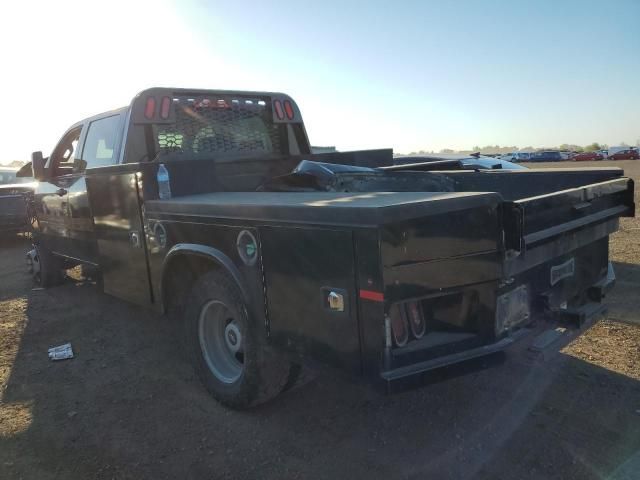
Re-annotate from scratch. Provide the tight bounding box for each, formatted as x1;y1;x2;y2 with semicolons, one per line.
184;270;297;408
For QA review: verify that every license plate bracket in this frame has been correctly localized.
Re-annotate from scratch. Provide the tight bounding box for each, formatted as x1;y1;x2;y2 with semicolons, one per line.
550;257;575;286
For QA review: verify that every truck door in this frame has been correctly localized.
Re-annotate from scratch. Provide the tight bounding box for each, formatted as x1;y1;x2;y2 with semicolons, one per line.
82;113;152;306
33;126;83;257
68;114;125;264
86;170;152;306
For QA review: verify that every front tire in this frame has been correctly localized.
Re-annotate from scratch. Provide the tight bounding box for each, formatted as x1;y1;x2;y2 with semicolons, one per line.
184;270;293;408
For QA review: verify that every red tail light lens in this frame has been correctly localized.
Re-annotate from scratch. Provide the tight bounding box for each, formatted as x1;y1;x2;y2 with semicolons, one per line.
273;100;284;120
406;301;425;339
390;304;409;347
159;96;171;119
283;100;294;120
144;96;156;119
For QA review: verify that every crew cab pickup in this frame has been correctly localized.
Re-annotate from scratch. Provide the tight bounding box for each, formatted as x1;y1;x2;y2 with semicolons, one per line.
28;88;635;408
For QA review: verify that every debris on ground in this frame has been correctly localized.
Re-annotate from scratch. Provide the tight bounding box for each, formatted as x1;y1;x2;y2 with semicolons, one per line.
48;343;74;361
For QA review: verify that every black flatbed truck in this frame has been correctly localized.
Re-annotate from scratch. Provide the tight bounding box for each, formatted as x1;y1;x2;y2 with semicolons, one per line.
27;87;635;408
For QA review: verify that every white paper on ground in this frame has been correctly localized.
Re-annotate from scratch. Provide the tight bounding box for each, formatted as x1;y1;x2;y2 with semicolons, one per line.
48;343;74;361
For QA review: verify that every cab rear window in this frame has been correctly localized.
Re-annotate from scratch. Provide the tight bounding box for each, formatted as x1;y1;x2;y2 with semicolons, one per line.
153;96;283;160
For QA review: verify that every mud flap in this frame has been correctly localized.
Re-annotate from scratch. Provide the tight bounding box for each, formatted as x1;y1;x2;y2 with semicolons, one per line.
552;302;608;328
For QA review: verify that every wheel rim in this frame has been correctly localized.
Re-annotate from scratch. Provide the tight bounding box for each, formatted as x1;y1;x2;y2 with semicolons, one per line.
198;300;244;384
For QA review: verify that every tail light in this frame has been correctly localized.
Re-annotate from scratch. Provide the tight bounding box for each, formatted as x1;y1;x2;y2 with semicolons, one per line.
273;100;284;120
144;97;156;119
283;100;295;120
159;96;172;119
389;304;409;347
406;301;425;339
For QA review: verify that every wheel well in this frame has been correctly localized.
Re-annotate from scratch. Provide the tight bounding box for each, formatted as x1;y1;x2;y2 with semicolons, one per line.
162;255;220;315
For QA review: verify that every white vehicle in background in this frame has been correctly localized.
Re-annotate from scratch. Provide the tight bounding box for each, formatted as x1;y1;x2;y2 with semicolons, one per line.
514;152;531;162
500;152;517;161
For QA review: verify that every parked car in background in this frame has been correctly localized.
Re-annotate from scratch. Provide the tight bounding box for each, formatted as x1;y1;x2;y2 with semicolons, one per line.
0;167;36;234
499;152;516;161
0;168;29;185
529;151;563;162
608;149;639;160
573;151;604;161
514;152;531;162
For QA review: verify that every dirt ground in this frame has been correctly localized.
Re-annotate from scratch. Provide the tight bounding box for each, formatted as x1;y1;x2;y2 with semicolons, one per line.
1;161;639;480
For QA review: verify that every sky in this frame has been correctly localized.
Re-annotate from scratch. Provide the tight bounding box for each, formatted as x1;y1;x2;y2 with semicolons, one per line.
1;0;639;162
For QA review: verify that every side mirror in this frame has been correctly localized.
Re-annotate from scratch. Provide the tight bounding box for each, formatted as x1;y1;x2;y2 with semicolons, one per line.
73;158;87;173
31;151;48;181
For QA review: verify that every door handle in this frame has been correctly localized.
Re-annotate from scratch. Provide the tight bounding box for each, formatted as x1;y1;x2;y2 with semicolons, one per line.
56;188;67;196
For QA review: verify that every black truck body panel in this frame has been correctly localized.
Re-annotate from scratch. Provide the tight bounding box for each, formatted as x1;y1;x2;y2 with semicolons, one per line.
144;191;500;227
31;87;636;392
260;226;360;373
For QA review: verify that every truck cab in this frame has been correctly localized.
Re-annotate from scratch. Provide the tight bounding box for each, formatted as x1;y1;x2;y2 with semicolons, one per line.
33;88;311;301
33;111;125;262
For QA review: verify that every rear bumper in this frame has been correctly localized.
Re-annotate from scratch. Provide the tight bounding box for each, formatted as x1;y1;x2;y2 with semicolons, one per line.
378;261;614;389
380;328;529;385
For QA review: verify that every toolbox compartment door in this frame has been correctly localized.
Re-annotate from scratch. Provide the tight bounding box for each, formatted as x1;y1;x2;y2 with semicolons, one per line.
260;226;361;373
503;177;634;256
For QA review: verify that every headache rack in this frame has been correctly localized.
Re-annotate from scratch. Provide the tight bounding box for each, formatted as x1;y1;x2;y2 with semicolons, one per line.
125;88;311;164
154;94;283;158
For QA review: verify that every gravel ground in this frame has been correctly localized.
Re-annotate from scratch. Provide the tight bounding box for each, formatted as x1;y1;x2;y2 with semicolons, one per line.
1;161;639;479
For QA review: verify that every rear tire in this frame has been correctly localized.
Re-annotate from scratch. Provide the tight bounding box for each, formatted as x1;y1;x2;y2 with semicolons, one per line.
184;270;293;408
34;245;65;287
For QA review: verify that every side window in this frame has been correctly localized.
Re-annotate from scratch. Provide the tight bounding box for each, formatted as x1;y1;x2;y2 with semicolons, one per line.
49;127;82;177
81;115;122;169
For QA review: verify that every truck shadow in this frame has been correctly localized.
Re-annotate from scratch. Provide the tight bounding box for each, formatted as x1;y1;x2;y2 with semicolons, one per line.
0;234;31;302
607;261;640;326
1;272;639;479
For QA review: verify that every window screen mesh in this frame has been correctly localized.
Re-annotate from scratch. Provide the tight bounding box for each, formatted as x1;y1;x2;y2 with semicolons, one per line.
155;96;282;159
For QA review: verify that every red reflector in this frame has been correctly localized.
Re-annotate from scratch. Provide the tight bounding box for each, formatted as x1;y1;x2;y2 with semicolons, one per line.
406;301;425;339
360;289;384;302
283;100;294;120
273;100;284;120
160;96;171;119
144;97;156;119
390;304;409;347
